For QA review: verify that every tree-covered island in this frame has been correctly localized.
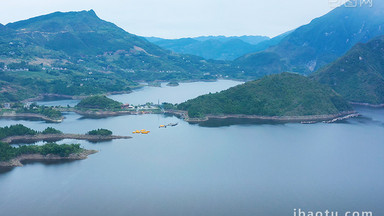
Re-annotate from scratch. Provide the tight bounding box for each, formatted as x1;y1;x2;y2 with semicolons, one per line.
0;124;131;144
0;124;132;167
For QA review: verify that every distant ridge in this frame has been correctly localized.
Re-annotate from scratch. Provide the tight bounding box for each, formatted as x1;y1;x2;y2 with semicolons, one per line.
236;2;384;77
146;35;280;61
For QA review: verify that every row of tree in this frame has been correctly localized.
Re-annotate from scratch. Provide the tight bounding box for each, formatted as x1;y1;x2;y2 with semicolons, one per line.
0;125;63;140
0;142;82;161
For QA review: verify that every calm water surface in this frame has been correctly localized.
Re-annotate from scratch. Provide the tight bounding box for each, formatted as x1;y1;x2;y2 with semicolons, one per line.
1;81;383;216
36;80;243;107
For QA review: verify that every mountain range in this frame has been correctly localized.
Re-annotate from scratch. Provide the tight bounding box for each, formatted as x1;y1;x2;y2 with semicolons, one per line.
236;2;384;77
0;10;239;101
1;3;384;105
145;34;292;61
145;35;271;60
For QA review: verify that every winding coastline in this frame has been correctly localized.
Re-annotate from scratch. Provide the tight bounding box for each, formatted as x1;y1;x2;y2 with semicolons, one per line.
74;109;162;118
0;112;64;123
165;110;359;124
349;102;384;108
1;134;132;144
0;150;98;167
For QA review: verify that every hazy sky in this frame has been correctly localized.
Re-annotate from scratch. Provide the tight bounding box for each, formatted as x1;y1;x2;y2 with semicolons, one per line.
0;0;346;38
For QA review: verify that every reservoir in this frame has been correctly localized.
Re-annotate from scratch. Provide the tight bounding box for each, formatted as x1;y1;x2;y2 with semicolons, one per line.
0;80;383;216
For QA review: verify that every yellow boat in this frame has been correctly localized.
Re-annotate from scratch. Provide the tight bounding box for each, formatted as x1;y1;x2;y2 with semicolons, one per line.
159;125;165;128
141;131;150;134
135;130;140;133
141;129;146;132
132;131;136;134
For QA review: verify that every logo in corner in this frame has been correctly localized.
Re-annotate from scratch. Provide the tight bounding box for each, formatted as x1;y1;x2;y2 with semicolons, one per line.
329;0;373;8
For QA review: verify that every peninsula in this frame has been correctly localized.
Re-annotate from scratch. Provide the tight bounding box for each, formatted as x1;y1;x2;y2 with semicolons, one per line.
176;73;357;123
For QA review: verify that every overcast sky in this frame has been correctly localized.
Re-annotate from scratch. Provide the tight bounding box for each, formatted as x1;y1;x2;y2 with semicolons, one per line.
0;0;347;39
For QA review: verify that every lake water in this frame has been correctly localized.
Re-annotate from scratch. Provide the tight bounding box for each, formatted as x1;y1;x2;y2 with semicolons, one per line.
1;81;384;216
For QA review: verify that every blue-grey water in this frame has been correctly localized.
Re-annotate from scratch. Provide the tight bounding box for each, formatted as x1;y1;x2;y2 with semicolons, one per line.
1;81;384;216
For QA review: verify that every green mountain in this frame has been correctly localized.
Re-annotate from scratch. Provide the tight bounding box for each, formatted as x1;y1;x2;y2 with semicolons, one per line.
146;35;272;60
236;2;384;77
5;10;170;57
0;10;239;102
178;73;352;118
312;36;384;105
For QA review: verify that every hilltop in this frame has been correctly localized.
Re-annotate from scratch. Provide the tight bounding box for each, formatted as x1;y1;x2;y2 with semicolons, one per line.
0;10;239;102
75;95;122;110
177;73;354;121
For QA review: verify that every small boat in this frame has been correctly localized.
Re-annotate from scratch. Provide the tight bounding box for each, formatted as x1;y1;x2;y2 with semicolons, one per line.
141;131;150;134
167;123;178;127
159;125;166;128
136;130;140;133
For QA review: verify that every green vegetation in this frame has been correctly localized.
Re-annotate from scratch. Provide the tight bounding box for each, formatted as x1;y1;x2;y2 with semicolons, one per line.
161;102;177;110
0;10;241;102
312;36;384;105
0;124;38;140
17;103;62;119
87;129;113;136
42;127;63;134
76;95;122;110
0;124;64;139
178;73;353;118
166;81;179;86
0;142;83;161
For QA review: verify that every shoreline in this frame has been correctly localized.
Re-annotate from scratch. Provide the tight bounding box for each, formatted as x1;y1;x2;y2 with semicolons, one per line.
349;102;384;108
19;78;243;103
0;150;98;167
0;112;64;123
74;109;162;117
165;110;359;124
1;133;132;144
21;90;134;103
74;110;134;117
